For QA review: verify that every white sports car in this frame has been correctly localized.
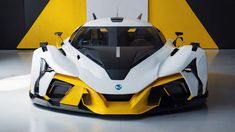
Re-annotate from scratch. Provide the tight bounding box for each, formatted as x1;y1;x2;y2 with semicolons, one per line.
30;16;208;115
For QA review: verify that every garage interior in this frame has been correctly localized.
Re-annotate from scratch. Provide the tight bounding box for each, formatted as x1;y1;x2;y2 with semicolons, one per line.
1;0;235;132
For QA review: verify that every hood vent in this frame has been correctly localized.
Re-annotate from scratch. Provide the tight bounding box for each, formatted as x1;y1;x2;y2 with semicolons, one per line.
111;17;123;22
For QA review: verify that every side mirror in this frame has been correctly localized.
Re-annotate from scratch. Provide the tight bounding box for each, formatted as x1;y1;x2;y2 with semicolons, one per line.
190;42;200;47
55;32;63;37
175;32;183;36
54;32;64;47
173;32;184;46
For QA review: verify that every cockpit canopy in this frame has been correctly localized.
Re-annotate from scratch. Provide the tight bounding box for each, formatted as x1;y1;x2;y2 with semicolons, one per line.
71;27;166;47
68;18;167;80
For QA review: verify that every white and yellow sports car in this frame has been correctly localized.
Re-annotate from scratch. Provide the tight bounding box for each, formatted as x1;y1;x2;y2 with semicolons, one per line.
30;16;208;115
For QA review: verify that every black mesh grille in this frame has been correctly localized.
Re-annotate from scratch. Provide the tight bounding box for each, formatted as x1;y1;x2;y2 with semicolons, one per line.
148;79;190;105
148;87;163;105
47;80;72;101
111;17;123;22
103;94;133;101
164;79;190;100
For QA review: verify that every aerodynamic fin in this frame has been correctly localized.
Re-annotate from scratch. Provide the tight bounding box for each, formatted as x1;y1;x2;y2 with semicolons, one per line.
137;13;143;20
92;13;97;20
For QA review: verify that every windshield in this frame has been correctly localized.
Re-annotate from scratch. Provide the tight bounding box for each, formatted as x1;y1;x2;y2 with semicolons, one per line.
71;27;166;47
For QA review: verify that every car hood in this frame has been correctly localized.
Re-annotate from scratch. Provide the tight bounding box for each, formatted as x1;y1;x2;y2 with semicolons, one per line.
76;46;160;80
61;43;174;94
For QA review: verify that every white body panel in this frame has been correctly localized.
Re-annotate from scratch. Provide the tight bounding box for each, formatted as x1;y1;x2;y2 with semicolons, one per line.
30;17;208;99
84;18;152;27
61;41;172;94
38;72;55;96
30;40;207;97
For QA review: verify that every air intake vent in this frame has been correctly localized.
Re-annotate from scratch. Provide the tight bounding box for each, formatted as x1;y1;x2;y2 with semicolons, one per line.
164;79;190;100
103;94;133;101
111;17;124;22
47;80;72;102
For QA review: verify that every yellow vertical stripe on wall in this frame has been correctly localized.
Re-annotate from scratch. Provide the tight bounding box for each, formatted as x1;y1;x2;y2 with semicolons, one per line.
17;0;86;48
149;0;218;49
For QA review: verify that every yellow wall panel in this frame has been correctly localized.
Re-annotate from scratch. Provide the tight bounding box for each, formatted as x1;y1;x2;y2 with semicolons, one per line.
18;0;217;49
18;0;86;48
149;0;218;48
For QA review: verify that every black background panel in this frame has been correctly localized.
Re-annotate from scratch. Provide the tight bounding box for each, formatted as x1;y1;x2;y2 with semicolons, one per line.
187;0;235;49
0;0;48;49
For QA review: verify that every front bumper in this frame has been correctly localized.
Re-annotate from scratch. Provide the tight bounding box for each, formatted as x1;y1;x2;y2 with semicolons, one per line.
30;74;208;115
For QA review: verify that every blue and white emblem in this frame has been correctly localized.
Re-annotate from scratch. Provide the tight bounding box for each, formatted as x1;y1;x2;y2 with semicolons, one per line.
115;84;122;90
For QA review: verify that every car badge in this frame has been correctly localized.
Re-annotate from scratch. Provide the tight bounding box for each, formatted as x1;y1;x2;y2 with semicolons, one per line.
115;84;122;90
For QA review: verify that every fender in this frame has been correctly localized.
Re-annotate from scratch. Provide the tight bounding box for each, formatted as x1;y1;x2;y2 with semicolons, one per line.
158;45;207;97
30;45;79;94
158;45;204;77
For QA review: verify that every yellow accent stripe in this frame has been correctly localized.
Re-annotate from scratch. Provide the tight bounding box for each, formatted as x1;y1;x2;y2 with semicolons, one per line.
43;95;50;100
17;0;86;48
60;86;87;106
149;0;218;49
187;95;193;101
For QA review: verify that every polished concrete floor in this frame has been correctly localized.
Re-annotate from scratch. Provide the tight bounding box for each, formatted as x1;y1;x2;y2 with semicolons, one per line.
0;50;235;132
0;50;32;79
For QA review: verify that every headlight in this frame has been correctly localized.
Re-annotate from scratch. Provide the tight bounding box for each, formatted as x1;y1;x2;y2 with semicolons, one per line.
39;58;47;76
40;58;54;76
34;59;54;95
183;59;196;73
183;67;192;72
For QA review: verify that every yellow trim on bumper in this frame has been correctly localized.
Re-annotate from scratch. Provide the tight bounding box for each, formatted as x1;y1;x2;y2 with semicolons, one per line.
46;73;183;115
43;95;50;100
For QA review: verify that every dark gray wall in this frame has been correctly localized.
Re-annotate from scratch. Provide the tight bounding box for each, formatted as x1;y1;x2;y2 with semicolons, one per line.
0;0;48;49
187;0;235;49
1;0;25;49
